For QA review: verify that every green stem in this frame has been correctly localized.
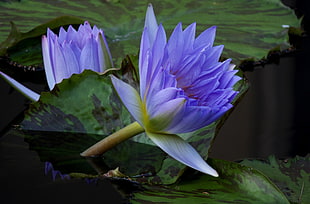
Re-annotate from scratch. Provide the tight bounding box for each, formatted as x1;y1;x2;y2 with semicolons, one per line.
80;121;144;157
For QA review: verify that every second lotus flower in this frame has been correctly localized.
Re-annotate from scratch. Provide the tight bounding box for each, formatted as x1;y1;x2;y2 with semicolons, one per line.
0;21;113;101
108;5;241;177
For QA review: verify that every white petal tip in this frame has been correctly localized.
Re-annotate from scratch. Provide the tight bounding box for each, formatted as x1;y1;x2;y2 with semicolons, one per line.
202;168;219;177
228;63;236;71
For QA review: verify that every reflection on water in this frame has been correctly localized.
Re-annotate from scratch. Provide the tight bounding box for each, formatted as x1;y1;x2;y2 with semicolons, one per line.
0;129;126;203
45;162;70;181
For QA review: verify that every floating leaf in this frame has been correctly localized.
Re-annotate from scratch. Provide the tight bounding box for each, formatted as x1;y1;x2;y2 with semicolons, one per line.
241;155;310;204
130;158;290;203
21;70;131;134
0;0;299;65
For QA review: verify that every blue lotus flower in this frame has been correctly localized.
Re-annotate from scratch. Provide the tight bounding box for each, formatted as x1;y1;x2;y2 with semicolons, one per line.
110;4;241;177
0;21;112;101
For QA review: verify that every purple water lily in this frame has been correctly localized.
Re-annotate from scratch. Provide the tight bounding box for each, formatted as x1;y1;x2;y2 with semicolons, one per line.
0;21;112;101
43;21;113;90
110;4;241;176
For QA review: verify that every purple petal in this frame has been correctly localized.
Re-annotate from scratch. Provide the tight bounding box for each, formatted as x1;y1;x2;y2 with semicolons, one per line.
201;45;224;70
62;43;80;75
139;27;151;97
184;73;220;100
149;98;186;131
53;40;69;84
147;132;218;177
66;25;77;42
167;23;184;74
58;27;67;44
69;42;81;61
42;35;56;90
183;22;196;51
144;3;159;45
146;87;181;114
194;26;216;48
80;36;100;72
0;71;40;101
219;70;240;89
165;105;229;133
150;24;166;77
111;75;143;125
91;25;100;36
147;68;177;100
204;89;236;107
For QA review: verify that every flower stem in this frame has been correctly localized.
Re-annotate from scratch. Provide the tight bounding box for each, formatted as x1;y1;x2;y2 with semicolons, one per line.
80;121;144;157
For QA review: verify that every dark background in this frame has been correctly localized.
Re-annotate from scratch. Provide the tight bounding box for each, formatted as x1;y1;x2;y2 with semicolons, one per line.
211;0;310;160
0;0;309;203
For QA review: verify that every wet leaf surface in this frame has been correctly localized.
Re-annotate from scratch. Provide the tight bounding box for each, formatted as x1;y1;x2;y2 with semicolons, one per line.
241;155;310;204
0;0;299;67
130;158;291;204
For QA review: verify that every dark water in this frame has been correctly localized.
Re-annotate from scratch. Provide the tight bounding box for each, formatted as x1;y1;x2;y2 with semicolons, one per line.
0;130;125;203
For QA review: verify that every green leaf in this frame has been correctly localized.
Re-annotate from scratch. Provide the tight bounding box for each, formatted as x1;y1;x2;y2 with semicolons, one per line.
0;0;299;65
240;155;310;204
131;158;290;204
0;16;85;65
21;70;131;135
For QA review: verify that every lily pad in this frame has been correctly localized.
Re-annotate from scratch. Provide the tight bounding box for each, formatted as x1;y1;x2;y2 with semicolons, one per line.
21;70;132;135
0;0;299;66
130;158;290;204
241;155;310;204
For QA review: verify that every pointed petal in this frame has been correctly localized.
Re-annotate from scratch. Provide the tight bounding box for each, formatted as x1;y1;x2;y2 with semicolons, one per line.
139;27;151;98
150;24;166;77
147;132;218;177
144;3;158;45
62;43;80;75
183;22;196;51
98;32;113;71
194;26;216;48
53;40;69;84
167;23;184;73
201;45;224;69
0;71;40;101
42;35;56;90
66;25;77;42
110;75;143;125
80;36;100;72
58;27;67;44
